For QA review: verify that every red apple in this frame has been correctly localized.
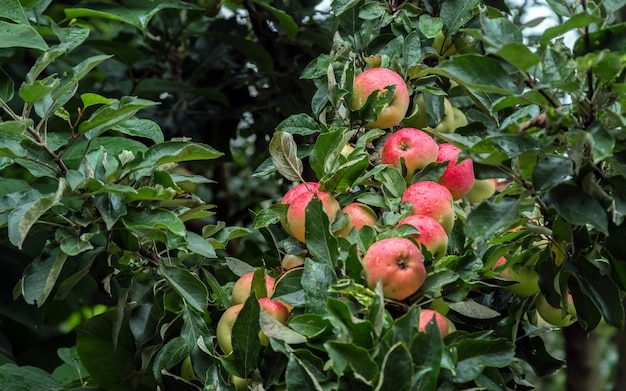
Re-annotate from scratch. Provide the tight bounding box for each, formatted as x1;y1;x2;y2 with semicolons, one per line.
361;237;426;301
536;294;577;327
351;68;410;129
493;257;540;297
418;309;450;337
280;182;321;235
467;178;497;204
334;202;378;237
436;143;475;200
216;298;291;354
286;190;341;242
397;215;448;260
231;271;275;305
401;181;455;233
381;127;439;180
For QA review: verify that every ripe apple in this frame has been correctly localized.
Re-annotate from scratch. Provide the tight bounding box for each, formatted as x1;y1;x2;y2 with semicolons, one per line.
401;181;455;233
280;182;321;235
418;309;450;337
467;178;497;204
216;298;291;354
397;215;448;260
436;143;475;200
281;253;306;270
334;202;378;237
493;257;540;297
536;294;577;327
286;190;341;242
351;67;410;129
380;127;439;181
231;271;275;305
361;237;426;301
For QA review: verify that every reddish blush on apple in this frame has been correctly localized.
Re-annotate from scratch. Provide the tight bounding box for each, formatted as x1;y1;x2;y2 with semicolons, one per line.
436;143;475;200
231;271;275;305
361;237;426;301
286;190;340;242
280;182;321;235
418;309;450;337
381;127;439;181
402;181;455;233
397;214;448;260
334;202;378;237
351;68;410;129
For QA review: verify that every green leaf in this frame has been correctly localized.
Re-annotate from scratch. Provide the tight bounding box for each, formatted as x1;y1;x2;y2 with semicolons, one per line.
181;305;213;351
375;342;412;391
302;258;336;314
0;363;63;391
123;208;186;237
419;15;443;38
288;314;330;338
79;96;160;139
64;0;201;31
186;231;217;259
152;336;189;381
546;184;608;234
464;197;520;241
452;338;515;383
21;246;68;307
270;131;304;182
430;54;519;95
0;119;33;134
0;68;14;103
128;141;223;172
304;196;339;266
0;21;48;51
326;297;373;347
275;113;321;136
55;227;94;256
253;1;298;39
8;178;67;249
495;42;539;71
447;300;501;319
286;349;326;390
252;203;288;230
324;341;377;384
542;13;604;47
76;311;156;390
260;311;307;344
309;128;347;179
272;267;305;307
0;0;29;24
232;295;262;377
440;0;480;35
158;265;209;314
532;156;574;192
330;0;360;17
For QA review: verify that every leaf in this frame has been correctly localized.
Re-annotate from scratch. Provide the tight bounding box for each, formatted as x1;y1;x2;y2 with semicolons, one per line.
0;119;33;134
0;363;63;391
232;295;262;377
275;113;321;136
128;141;223;171
324;341;377;384
532;156;574;192
269;131;304;182
440;0;480;35
186;231;217;259
447;300;501;319
260;311;307;344
286;349;326;390
21;246;68;307
0;68;14;103
464;197;520;241
304;197;339;266
546;184;608;234
330;0;360;17
253;1;298;39
0;21;48;51
158;265;209;314
288;314;330;338
495;42;540;71
112;117;165;144
542;13;604;47
252;203;288;230
451;338;516;383
8;178;67;249
152;336;189;381
302;259;336;315
79;96;160;139
123;208;186;237
181;304;212;351
375;342;412;391
0;0;29;24
430;54;519;95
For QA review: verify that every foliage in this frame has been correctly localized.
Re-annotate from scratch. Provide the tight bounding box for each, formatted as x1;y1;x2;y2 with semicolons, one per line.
1;0;626;390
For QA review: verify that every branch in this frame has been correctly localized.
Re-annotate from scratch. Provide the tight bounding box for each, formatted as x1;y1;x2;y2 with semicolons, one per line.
26;126;69;176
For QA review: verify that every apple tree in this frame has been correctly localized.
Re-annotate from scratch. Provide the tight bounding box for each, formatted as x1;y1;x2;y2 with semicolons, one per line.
1;0;626;390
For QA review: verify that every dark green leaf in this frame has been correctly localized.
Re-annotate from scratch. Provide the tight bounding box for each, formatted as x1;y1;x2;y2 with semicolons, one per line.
21;246;68;307
304;197;339;265
152;337;188;382
79;96;159;139
324;341;377;384
440;0;480;35
123;208;186;237
275;113;321;136
254;1;298;39
543;13;604;47
532;156;574;192
302;259;336;314
0;68;14;102
464;197;520;241
232;295;262;377
286;349;325;390
546;184;608;234
452;338;515;383
288;314;330;338
158;265;209;314
375;342;412;391
0;363;63;391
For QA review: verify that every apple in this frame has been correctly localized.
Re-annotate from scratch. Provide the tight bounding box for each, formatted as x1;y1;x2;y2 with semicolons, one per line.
216;298;291;354
351;67;410;129
467;178;497;204
397;215;448;260
418;309;450;337
281;253;306;270
281;182;321;235
334;202;378;237
493;257;540;297
536;294;577;327
429;296;450;316
231;271;275;305
401;181;455;233
432;31;457;58
436;143;475;200
180;355;195;381
432;98;456;133
230;375;249;391
361;237;426;301
404;93;428;129
286;190;341;242
380;127;439;181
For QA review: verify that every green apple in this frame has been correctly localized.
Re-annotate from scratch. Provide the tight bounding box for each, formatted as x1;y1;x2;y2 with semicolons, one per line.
281;253;306;270
429;296;450;316
493;257;540;297
467;178;497;204
362;237;426;301
352;67;410;129
432;31;457;57
536;293;577;327
433;98;456;133
230;375;249;391
180;355;195;381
